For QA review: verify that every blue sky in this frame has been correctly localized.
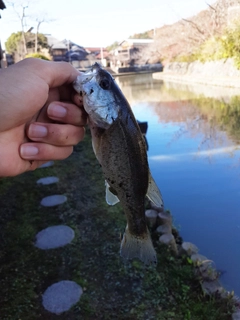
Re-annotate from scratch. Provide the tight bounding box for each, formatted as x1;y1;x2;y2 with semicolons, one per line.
0;0;215;49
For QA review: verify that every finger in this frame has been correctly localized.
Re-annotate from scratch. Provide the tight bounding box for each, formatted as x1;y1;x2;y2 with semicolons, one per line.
47;101;87;126
18;58;80;88
27;122;85;146
20;143;73;161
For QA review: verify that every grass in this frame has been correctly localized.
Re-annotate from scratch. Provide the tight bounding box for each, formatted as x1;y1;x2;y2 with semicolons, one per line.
0;131;235;320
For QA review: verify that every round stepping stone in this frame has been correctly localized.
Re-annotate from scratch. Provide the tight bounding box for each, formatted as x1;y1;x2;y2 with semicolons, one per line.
42;280;83;314
145;209;158;228
37;176;59;185
159;233;178;254
156;224;172;235
35;225;75;249
191;253;208;264
181;242;198;256
40;195;67;207
39;161;54;168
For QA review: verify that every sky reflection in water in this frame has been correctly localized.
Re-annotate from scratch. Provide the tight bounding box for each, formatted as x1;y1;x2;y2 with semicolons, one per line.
117;74;240;295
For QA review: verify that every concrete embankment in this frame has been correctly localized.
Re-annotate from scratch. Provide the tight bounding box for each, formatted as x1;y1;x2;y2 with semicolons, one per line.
153;58;240;88
110;63;163;76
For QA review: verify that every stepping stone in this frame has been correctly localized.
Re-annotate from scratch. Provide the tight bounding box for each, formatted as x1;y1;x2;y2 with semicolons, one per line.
156;224;172;235
42;280;83;314
159;233;178;254
181;242;198;256
39;161;54;168
145;209;158;228
37;176;59;185
158;211;172;225
191;253;208;264
35;225;75;249
40;195;67;207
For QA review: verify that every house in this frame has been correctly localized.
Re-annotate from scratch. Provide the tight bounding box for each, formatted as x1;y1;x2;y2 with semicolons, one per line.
85;47;110;67
111;39;153;68
85;47;109;58
46;36;88;62
45;35;67;61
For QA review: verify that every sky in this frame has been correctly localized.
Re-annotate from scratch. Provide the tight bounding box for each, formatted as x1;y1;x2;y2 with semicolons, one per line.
0;0;216;49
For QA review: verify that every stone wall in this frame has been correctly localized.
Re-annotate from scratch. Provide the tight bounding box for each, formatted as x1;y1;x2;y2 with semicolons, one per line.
153;59;240;88
164;59;240;77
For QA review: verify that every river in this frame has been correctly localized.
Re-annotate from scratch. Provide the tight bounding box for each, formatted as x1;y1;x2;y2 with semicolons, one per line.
116;73;240;295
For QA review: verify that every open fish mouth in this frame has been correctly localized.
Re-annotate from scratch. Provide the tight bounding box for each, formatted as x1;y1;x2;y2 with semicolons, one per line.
73;72;93;92
73;63;102;92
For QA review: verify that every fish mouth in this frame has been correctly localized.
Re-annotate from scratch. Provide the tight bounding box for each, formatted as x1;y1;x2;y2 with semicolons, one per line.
73;64;100;91
73;63;105;93
73;70;94;92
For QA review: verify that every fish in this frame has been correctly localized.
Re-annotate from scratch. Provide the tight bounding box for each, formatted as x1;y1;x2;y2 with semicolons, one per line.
73;63;163;264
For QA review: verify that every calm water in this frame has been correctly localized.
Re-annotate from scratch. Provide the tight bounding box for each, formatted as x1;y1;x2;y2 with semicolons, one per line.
116;74;240;295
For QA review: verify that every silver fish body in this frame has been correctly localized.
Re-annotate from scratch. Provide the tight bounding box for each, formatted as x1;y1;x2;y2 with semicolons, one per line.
73;63;163;264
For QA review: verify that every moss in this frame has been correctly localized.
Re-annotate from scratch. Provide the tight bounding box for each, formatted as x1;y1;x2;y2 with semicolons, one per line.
0;132;235;319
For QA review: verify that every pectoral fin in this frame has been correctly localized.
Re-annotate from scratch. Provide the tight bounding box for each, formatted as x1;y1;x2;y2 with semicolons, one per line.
105;181;120;206
147;172;164;208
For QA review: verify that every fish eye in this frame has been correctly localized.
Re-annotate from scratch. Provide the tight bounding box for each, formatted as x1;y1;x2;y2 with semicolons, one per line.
99;78;110;90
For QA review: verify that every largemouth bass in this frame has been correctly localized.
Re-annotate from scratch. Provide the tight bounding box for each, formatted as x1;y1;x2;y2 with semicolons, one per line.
73;63;163;264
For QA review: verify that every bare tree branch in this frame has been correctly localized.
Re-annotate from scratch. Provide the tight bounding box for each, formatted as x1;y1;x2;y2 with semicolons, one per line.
182;18;205;35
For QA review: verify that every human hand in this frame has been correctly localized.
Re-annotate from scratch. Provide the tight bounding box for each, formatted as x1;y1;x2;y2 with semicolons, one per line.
0;58;87;177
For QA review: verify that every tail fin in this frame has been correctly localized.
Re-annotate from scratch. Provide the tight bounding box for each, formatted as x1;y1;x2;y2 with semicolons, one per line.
120;226;157;265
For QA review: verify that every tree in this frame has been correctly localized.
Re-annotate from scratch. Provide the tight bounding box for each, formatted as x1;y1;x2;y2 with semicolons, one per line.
35;18;44;52
129;30;153;39
33;14;54;52
5;32;22;54
5;1;53;56
6;1;30;59
145;0;240;64
5;31;48;55
106;41;119;52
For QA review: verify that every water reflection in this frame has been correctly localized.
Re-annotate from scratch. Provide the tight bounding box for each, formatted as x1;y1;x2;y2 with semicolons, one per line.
149;145;240;161
117;74;240;154
117;74;240;295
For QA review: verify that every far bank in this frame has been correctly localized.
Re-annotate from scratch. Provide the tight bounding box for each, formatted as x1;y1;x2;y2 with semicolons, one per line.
153;58;240;89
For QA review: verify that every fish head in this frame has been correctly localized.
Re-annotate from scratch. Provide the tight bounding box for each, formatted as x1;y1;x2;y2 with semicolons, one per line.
73;63;120;129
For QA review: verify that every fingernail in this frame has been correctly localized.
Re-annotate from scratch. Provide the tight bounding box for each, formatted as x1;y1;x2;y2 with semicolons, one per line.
20;145;39;157
29;124;48;138
48;104;67;118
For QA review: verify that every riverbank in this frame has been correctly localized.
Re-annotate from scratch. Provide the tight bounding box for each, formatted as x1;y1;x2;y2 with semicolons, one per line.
109;63;163;77
0;131;236;319
153;59;240;89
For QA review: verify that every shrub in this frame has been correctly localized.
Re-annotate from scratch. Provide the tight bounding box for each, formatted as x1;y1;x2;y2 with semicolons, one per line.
173;21;240;68
25;53;50;60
